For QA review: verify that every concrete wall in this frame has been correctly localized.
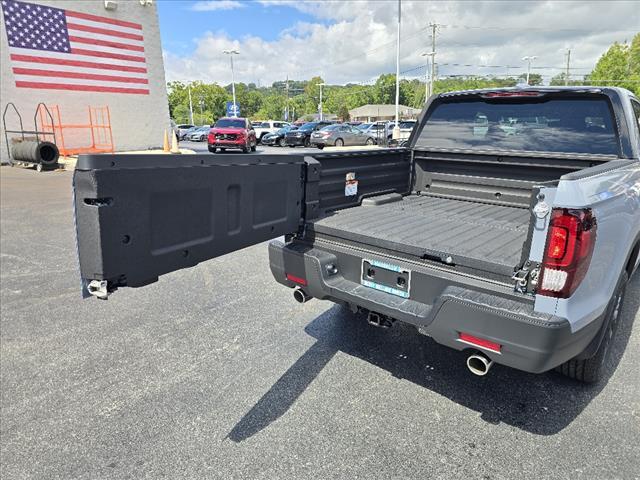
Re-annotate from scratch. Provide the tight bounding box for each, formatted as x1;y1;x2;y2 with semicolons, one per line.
0;0;170;158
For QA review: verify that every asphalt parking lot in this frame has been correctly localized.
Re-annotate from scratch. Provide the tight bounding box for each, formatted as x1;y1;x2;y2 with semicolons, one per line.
179;139;321;155
1;164;639;480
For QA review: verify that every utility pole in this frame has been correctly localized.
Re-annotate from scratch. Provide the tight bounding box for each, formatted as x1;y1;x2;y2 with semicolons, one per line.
421;51;435;101
285;75;289;121
522;55;537;84
393;0;401;141
223;49;240;116
429;22;437;98
188;85;194;125
565;48;571;86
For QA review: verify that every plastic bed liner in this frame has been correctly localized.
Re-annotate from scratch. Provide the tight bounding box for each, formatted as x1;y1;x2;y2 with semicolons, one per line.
309;195;531;277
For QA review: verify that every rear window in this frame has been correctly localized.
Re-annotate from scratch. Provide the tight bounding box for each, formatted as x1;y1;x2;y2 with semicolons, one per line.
215;118;245;128
416;96;619;156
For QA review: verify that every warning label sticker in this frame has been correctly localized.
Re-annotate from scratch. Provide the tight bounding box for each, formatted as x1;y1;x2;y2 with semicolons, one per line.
345;172;358;196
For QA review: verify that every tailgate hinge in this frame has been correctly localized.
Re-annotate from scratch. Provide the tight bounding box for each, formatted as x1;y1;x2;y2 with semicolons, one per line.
512;263;541;294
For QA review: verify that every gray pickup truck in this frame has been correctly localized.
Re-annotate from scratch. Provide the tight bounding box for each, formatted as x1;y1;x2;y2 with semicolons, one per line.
74;86;640;383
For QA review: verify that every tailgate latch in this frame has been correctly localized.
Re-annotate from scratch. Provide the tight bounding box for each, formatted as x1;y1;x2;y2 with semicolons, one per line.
87;280;109;300
512;265;540;294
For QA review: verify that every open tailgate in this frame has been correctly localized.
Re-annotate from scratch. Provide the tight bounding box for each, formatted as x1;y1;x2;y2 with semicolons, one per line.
73;154;305;297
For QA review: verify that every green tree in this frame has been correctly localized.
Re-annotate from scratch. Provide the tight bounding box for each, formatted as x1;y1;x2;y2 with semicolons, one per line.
373;74;397;104
589;35;640;95
549;72;585;86
337;104;350;121
517;73;543;86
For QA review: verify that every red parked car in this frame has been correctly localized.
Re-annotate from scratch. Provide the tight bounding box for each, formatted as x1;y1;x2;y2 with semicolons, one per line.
208;117;257;153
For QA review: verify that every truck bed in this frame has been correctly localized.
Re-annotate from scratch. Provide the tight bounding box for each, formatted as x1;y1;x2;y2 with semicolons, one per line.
309;195;531;276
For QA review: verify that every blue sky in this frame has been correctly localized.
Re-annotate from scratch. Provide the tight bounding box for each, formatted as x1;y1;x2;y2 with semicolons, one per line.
157;0;639;86
157;1;327;56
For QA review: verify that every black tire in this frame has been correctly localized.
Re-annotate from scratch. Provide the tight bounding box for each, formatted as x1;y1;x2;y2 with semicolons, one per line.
250;143;257;152
304;136;311;148
289;145;295;148
242;145;249;153
317;145;324;150
208;146;217;153
335;138;344;147
365;138;374;145
556;271;628;383
279;137;287;147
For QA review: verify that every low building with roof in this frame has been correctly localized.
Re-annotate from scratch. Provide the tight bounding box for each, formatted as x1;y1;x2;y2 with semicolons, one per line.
348;104;422;122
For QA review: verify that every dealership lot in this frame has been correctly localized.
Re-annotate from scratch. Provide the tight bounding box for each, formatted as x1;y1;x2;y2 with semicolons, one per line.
1;165;639;479
179;139;318;155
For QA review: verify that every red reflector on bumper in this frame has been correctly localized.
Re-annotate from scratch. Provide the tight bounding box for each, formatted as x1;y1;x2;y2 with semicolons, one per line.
458;333;501;353
286;273;307;286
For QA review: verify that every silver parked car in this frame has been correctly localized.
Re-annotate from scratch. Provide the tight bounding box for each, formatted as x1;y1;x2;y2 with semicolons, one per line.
187;126;211;142
310;124;376;149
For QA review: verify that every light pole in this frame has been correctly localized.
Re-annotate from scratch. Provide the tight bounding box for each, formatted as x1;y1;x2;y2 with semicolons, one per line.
318;82;326;121
421;51;435;101
223;49;239;116
187;85;194;125
522;55;537;85
393;0;401;140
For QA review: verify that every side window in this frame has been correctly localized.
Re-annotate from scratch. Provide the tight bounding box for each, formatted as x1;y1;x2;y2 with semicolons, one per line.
274;122;283;128
631;100;640;136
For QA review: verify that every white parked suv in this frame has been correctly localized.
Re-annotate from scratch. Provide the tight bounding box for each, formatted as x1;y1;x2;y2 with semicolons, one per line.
254;120;291;144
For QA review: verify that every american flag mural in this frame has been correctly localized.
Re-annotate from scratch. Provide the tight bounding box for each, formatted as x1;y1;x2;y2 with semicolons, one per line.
1;0;149;94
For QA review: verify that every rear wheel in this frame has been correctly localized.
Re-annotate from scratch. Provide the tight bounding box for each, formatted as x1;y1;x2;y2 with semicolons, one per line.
335;138;344;147
556;271;628;383
279;137;287;147
304;137;311;148
365;138;374;145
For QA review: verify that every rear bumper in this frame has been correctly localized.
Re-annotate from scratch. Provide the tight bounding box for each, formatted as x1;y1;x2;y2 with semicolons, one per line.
310;137;331;147
285;136;307;146
268;240;603;374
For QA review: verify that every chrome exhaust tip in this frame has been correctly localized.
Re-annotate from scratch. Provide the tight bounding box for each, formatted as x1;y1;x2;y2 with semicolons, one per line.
293;287;311;304
466;353;494;376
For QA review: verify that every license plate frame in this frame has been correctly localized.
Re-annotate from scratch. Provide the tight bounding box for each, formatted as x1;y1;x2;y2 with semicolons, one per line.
361;259;411;298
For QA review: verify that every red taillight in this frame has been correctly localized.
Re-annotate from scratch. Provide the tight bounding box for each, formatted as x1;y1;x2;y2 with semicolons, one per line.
458;333;501;353
286;273;307;286
538;208;596;298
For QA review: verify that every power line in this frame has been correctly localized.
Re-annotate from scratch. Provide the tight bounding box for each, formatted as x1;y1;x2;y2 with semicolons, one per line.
439;24;639;33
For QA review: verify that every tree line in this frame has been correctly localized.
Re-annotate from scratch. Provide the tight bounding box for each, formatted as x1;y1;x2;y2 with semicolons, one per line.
168;33;639;125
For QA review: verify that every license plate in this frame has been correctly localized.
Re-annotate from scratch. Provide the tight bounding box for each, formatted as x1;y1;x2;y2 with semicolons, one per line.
361;259;410;298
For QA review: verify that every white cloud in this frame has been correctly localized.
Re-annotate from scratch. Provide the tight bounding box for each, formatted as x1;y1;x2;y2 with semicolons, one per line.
191;0;246;12
165;0;640;86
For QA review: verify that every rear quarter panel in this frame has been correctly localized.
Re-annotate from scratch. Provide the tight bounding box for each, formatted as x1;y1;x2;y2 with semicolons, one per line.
535;161;640;331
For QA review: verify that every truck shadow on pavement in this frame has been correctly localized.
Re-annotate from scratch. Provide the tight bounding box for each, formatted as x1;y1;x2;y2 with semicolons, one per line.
228;274;639;441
